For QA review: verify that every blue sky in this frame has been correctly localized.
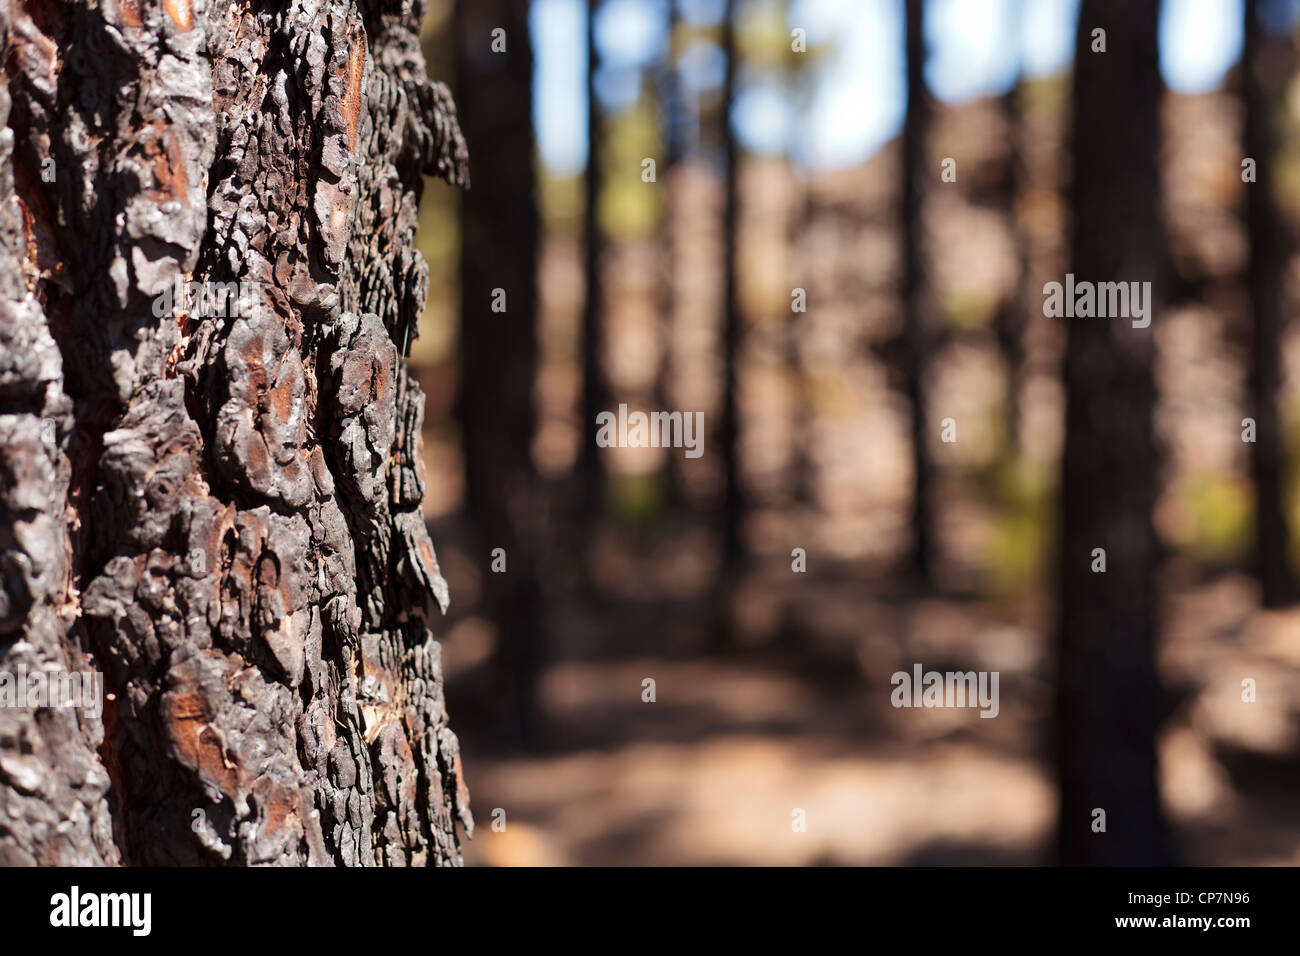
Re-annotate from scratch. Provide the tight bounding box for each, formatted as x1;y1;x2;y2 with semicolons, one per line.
533;0;1256;174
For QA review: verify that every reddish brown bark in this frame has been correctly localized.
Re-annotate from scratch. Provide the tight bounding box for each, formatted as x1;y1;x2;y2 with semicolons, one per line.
0;0;471;866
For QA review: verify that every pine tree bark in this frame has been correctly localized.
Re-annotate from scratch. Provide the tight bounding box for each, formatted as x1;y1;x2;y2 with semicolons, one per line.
1056;0;1172;865
0;0;471;866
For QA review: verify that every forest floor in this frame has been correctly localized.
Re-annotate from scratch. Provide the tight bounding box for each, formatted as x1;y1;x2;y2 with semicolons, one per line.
437;513;1300;866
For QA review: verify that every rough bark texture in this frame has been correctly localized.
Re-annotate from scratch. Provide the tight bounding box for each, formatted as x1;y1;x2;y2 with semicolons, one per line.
1056;0;1172;865
0;0;471;866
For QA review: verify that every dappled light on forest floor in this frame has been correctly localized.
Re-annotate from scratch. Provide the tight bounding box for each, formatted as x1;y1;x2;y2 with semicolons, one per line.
451;570;1300;866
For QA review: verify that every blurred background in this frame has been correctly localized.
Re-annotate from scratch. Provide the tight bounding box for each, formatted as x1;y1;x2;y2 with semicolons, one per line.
409;0;1300;864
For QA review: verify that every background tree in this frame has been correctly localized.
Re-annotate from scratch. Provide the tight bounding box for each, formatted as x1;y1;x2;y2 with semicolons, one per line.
994;1;1028;456
902;0;936;585
1243;0;1296;607
454;0;546;751
580;0;610;517
0;0;470;865
1056;0;1173;865
721;0;744;567
655;0;686;506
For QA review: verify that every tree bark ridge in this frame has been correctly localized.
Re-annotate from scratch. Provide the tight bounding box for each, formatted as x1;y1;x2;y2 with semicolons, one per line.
1;0;471;867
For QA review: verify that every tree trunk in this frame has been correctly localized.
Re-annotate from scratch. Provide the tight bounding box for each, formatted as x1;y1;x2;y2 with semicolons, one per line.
902;0;935;586
788;188;815;506
655;0;684;507
0;0;471;866
995;76;1027;456
1243;0;1296;607
1056;0;1172;865
454;0;544;751
720;0;743;567
579;0;608;518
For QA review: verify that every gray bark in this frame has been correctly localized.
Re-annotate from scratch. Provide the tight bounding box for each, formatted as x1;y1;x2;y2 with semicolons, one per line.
0;0;471;866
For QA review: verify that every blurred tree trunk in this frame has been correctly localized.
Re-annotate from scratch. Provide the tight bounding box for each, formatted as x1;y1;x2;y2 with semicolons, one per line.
902;0;936;585
579;0;609;518
0;0;471;865
1056;0;1173;865
995;78;1028;455
655;0;685;507
454;0;545;750
721;0;744;567
788;189;816;507
787;19;818;510
1243;0;1296;607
